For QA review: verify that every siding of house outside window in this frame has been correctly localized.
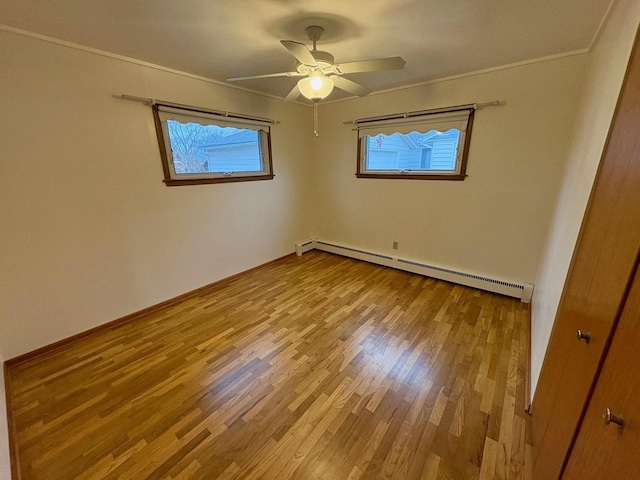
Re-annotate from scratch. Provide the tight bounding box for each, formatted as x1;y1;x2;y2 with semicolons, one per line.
366;129;460;171
200;130;262;172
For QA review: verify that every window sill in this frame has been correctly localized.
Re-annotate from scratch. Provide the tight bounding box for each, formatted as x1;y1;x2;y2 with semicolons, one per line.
355;173;466;181
164;174;275;186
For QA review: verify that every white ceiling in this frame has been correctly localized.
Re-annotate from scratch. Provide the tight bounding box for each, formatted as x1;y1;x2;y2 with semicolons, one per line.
0;0;613;101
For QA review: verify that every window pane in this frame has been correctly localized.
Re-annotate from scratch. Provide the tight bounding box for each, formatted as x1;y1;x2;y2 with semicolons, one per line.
167;120;262;174
365;129;461;172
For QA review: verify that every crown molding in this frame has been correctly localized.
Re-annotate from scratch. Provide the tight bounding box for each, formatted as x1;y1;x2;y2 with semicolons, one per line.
588;0;618;51
320;48;590;106
1;20;607;107
0;24;288;102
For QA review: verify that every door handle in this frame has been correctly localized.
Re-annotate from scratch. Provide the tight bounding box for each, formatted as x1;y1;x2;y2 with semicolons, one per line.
603;408;624;428
577;329;591;343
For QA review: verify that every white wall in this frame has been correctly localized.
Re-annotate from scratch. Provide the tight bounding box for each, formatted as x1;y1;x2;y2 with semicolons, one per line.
531;0;640;396
0;355;10;480
312;55;588;284
1;7;637;453
0;30;315;359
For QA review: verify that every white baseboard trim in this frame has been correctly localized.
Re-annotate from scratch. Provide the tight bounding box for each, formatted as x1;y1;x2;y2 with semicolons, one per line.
295;239;534;303
295;240;316;256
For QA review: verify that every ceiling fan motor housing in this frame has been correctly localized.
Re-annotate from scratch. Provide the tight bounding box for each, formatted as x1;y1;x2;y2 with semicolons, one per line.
296;50;335;73
311;50;334;67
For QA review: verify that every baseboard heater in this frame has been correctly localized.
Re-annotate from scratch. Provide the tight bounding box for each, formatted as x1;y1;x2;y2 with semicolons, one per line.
295;239;533;303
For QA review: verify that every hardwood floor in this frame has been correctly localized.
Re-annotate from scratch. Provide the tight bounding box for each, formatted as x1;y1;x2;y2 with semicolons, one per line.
6;251;532;480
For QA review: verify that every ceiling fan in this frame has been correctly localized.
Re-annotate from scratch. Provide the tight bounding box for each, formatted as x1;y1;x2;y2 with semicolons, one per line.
226;25;406;102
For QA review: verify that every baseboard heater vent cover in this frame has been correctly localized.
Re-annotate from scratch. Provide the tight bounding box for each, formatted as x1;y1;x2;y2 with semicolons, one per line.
298;239;533;302
398;258;524;290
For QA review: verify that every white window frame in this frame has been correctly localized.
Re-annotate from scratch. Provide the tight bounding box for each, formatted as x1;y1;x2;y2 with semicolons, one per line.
152;104;274;186
356;108;475;181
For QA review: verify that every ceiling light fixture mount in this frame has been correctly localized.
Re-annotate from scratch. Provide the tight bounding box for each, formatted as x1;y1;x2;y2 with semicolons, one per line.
305;25;324;50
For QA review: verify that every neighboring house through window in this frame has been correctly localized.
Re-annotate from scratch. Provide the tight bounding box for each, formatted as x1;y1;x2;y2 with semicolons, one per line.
356;107;474;180
153;104;274;186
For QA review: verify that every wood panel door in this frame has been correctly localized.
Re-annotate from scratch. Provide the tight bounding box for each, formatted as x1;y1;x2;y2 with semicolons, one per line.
562;262;640;479
531;27;640;479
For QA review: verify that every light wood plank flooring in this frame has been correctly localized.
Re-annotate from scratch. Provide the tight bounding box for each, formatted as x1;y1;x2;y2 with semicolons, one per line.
6;251;532;479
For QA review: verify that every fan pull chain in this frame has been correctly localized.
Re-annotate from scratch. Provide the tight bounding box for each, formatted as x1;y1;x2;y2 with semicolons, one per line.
314;102;319;136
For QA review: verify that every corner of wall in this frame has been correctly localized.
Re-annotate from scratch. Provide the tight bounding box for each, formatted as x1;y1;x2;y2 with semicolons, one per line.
0;29;317;359
530;0;640;398
0;353;12;479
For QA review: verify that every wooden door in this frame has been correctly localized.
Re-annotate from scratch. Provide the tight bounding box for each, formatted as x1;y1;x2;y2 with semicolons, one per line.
562;262;640;479
531;27;640;479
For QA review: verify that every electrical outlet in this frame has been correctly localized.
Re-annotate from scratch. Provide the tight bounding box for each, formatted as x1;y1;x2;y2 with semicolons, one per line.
392;241;399;250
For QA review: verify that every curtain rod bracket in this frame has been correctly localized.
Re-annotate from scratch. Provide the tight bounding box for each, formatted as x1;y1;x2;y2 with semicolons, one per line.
475;100;503;109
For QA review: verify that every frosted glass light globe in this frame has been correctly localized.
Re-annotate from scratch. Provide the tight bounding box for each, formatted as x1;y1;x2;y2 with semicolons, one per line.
298;75;334;101
310;77;323;90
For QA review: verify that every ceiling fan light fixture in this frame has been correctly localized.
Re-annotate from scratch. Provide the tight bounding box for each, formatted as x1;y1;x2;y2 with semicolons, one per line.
297;74;334;101
227;25;405;104
310;76;323;90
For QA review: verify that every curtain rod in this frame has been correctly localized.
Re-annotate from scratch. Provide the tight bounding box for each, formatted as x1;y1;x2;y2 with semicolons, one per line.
343;100;503;126
119;94;280;124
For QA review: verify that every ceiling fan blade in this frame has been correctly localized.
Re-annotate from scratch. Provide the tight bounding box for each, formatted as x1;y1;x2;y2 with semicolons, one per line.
280;40;317;66
331;76;371;97
284;84;300;102
226;71;303;82
334;56;405;74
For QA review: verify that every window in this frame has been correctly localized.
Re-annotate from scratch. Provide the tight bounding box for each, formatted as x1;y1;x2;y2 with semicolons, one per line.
152;105;274;186
356;108;474;180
